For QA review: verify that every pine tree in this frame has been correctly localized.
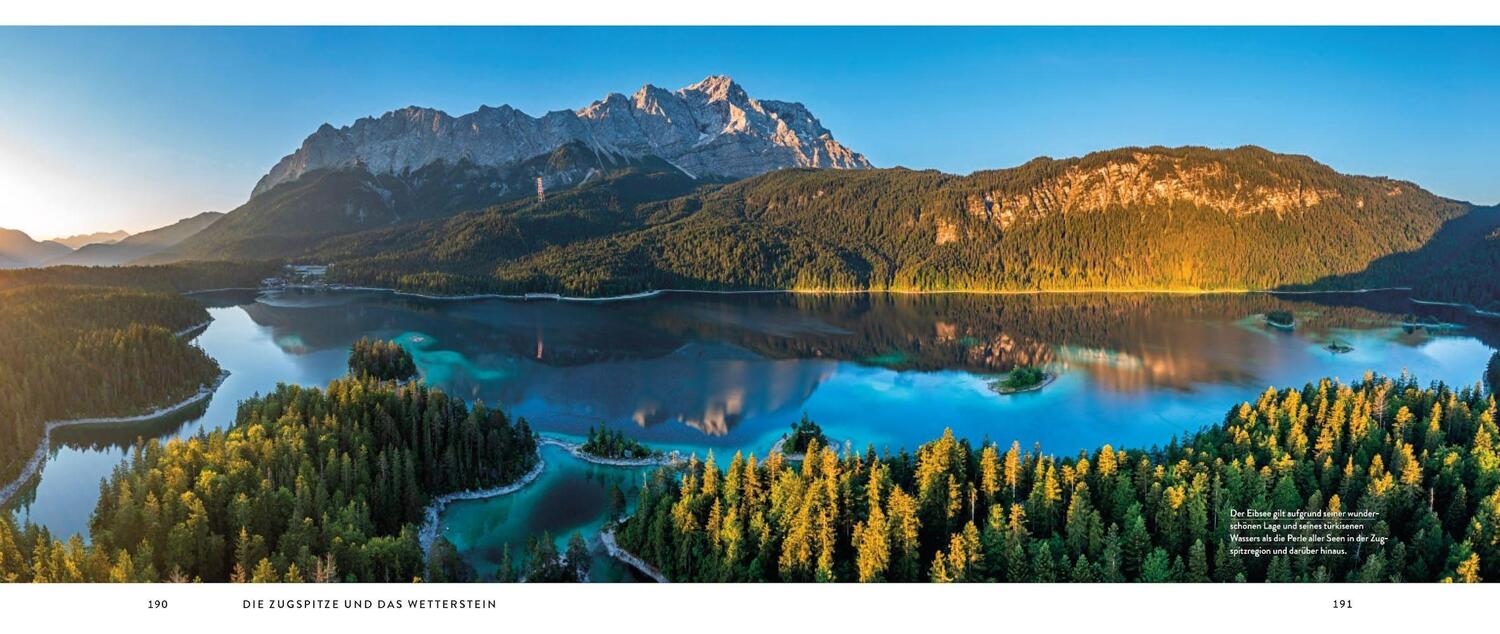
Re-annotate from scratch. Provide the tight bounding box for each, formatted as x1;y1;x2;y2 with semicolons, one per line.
250;558;278;583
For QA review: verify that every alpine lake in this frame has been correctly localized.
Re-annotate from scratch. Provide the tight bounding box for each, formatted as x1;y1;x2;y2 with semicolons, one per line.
8;288;1497;582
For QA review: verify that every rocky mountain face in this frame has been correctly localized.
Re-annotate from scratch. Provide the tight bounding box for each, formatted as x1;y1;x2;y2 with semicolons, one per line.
717;145;1410;249
48;211;224;267
158;143;665;262
938;146;1429;240
251;75;869;197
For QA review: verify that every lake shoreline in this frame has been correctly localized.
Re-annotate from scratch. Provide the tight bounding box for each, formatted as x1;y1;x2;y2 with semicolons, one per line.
0;371;229;509
174;319;213;338
284;280;1433;305
599;525;668;583
1410;298;1500;320
418;458;547;555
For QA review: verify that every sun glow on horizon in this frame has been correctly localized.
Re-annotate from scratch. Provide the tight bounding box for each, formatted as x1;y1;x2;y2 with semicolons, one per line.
0;145;81;240
0;137;162;240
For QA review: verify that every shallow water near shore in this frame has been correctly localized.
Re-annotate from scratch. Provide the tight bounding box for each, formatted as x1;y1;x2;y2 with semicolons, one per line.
7;288;1496;576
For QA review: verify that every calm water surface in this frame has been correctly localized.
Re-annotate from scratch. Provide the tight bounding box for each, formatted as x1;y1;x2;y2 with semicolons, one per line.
9;289;1496;575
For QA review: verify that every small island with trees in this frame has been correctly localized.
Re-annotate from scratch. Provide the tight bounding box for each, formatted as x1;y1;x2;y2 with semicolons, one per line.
988;366;1054;395
771;415;831;457
579;426;661;461
1325;339;1354;354
1264;309;1296;330
348;337;418;381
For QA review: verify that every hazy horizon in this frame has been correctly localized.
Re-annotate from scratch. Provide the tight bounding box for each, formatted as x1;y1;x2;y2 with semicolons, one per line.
2;26;1497;240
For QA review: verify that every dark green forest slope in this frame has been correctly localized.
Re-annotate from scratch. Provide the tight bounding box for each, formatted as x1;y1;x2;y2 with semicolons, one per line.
305;146;1490;299
0;286;222;483
0;261;280;294
618;373;1499;583
487;149;1487;296
1412;226;1500;313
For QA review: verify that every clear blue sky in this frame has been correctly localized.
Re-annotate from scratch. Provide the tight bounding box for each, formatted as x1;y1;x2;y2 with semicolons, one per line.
1;27;1496;239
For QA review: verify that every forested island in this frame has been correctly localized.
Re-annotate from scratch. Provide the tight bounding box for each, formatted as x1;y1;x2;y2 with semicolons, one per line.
348;337;418;382
0;352;539;582
615;372;1498;582
579;426;659;461
781;415;829;455
1326;340;1354;354
990;367;1050;394
1265;310;1296;330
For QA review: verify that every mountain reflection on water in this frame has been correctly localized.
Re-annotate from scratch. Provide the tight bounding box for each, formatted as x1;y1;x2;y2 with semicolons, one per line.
11;288;1497;539
246;288;1496;394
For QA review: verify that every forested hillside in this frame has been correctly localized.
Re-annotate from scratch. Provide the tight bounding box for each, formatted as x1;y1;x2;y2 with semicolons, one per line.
617;372;1499;582
305;146;1482;298
133;145;1495;304
1411;224;1500;313
0;286;221;483
0;374;539;582
0;261;279;293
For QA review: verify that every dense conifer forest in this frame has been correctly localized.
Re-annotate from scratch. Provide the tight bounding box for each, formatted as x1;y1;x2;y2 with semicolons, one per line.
0;261;280;294
0;370;539;582
0;286;222;483
616;372;1498;582
1413;228;1500;313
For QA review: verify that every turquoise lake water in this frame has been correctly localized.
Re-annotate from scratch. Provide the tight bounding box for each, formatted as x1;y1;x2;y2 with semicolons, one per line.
8;289;1496;578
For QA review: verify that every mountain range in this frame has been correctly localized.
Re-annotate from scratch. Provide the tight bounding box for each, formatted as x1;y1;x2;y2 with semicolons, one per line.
0;229;71;269
252;75;867;196
51;230;130;250
32;75;1500;311
154;76;867;263
47;212;225;267
0;212;224;269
